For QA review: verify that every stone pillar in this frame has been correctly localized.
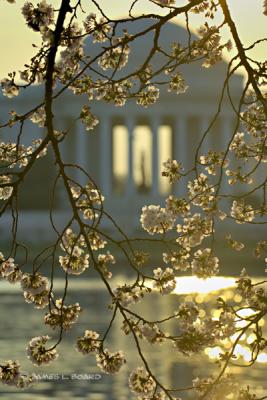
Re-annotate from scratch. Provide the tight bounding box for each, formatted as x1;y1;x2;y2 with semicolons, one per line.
151;116;160;196
75;121;88;187
126;117;135;195
100;115;112;196
57;118;73;207
174;115;188;197
221;115;233;195
199;114;211;154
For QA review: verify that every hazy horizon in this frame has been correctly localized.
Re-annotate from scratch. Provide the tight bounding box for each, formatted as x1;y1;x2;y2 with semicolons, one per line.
0;0;265;79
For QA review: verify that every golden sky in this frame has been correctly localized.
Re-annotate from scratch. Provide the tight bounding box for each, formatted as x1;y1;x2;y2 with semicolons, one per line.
0;0;266;78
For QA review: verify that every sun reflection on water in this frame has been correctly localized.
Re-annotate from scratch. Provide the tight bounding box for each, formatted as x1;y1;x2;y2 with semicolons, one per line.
174;276;237;295
172;277;267;365
205;343;267;364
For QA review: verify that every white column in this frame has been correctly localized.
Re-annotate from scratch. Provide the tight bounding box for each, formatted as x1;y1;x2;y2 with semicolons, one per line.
174;115;188;197
199;114;212;153
100;115;112;196
75;121;88;187
57;119;71;207
221;115;233;148
221;115;233;195
126;117;135;195
151;116;160;196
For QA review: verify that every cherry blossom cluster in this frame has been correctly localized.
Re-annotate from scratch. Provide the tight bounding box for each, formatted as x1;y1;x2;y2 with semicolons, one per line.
70;183;104;221
113;284;151;308
1;0;267;398
167;72;188;94
140;205;176;235
76;329;125;374
156;0;176;6
0;139;46;168
27;335;58;366
59;233;90;275
188;173;215;209
80;105;99;131
98;36;130;71
21;1;54;33
0;175;13;200
44;299;82;330
0;360;35;388
230;200;256;224
191;248;219;279
83;13;111;42
199;150;229;175
129;367;156;396
21;272;50;309
161;159;183;183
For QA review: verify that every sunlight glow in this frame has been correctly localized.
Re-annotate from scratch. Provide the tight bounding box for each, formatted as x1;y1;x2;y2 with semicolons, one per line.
133;125;152;189
257;353;267;363
237;308;257;318
113;125;128;180
205;346;222;359
247;334;257;345
158;125;172;195
230;333;246;343
174;276;236;295
234;308;258;328
0;0;266;78
206;342;267;364
233;344;251;362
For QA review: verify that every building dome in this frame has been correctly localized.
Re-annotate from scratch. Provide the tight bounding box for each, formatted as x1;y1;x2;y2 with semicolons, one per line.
83;19;242;97
85;18;194;72
0;19;246;242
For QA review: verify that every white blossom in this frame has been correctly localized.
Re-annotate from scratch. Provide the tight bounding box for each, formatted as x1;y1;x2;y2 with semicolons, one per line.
176;214;213;248
163;249;191;272
23;290;50;309
137;85;160;107
76;330;101;354
129;367;156;395
225;234;245;251
165;196;190;217
44;299;81;330
98;37;130;71
162;159;183;183
156;0;175;5
83;14;111;42
153;267;176;294
191;248;219;279
231;200;255;224
1;78;19;98
139;322;164;343
0;257;22;283
21;273;49;295
113;285;149;307
22;1;54;32
0;360;20;385
168;72;188;94
96;349;125;374
80;105;99;131
27;336;58;366
59;246;90;275
140;205;176;235
176;302;199;327
188;173;215;208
